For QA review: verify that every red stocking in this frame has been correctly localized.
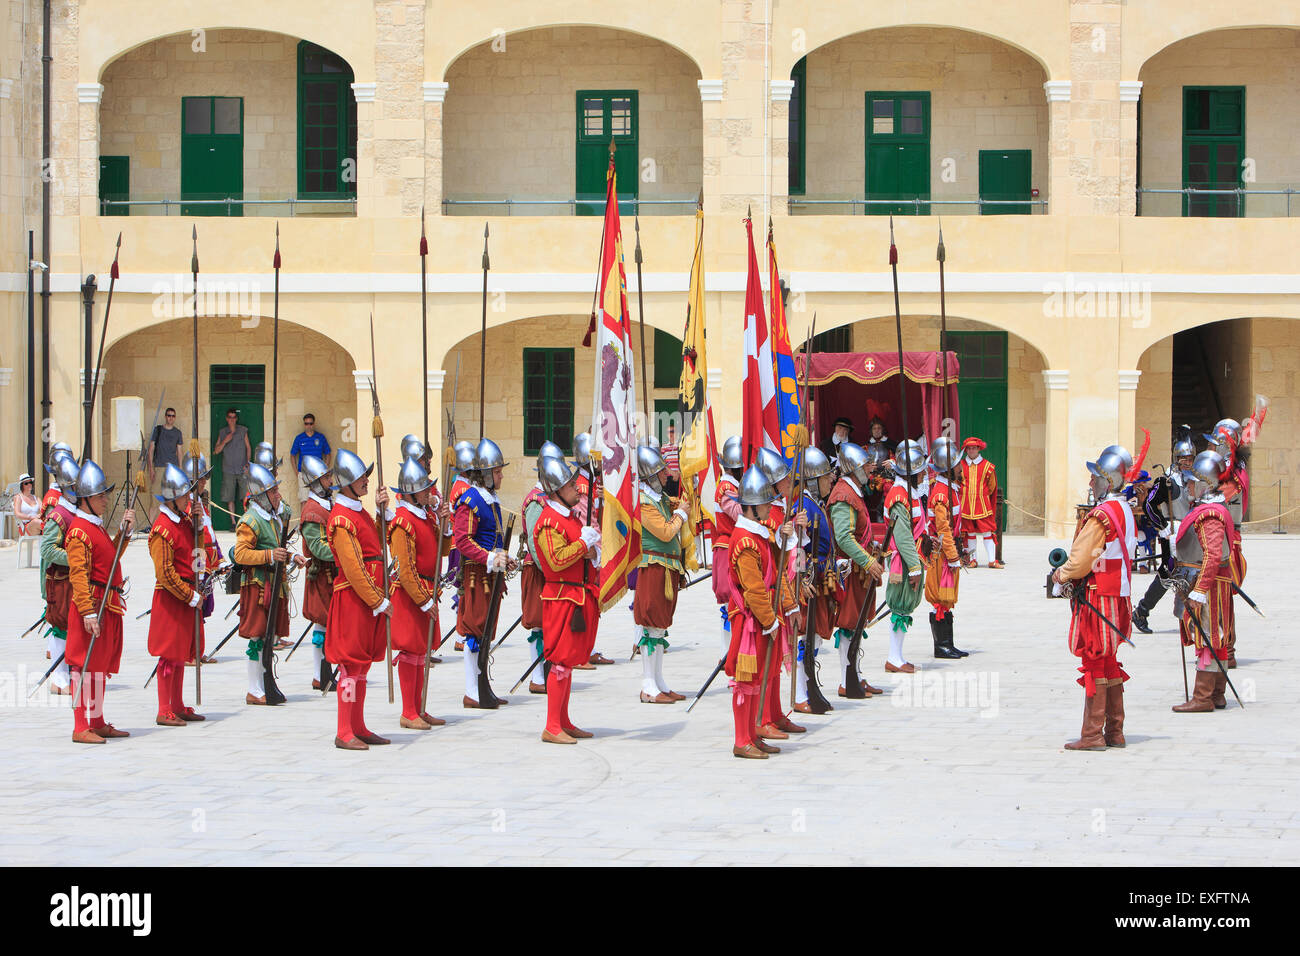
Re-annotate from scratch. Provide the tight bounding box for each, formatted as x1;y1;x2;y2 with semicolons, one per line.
352;664;373;737
155;660;173;718
87;672;106;729
747;685;763;743
169;660;187;716
72;667;90;734
398;660;419;720
545;668;565;735
336;665;355;741
732;687;752;748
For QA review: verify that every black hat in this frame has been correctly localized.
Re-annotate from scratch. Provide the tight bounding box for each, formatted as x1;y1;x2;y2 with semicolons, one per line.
832;417;854;431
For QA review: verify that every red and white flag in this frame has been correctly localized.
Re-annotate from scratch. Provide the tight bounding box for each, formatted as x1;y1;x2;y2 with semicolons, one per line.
741;215;780;466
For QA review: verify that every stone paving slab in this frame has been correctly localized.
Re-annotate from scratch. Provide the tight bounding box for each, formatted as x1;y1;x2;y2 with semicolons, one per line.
1;532;1296;866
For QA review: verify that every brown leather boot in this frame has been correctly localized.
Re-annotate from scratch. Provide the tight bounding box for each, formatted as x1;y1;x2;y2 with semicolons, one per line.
1211;672;1227;710
1064;686;1108;751
1103;682;1126;748
1172;671;1215;713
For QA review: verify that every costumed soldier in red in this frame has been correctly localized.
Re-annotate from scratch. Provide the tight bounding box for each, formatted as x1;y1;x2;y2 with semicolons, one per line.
147;463;206;726
1171;452;1239;712
39;451;82;696
520;442;562;692
446;439;476;653
570;431;612;666
299;454;336;690
753;446;807;738
453;438;517;708
958;437;1003;568
64;459;135;744
233;463;305;705
183;452;225;666
1051;446;1138;750
533;454;603;744
711;436;744;659
725;466;799;759
828;442;885;696
326;449;393;749
388;454;451;729
634;444;689;704
925;438;968;659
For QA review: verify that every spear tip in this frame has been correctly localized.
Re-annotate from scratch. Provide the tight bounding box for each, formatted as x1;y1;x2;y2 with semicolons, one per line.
114;231;122;251
696;188;703;210
192;224;197;241
484;221;490;240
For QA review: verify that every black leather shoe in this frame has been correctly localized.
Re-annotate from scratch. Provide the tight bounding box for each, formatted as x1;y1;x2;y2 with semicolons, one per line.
1132;606;1153;635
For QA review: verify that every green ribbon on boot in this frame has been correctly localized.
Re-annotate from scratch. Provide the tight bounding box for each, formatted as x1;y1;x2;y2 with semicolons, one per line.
890;612;913;632
833;627;854;649
527;629;544;650
43;624;68;642
636;628;670;652
245;638;265;661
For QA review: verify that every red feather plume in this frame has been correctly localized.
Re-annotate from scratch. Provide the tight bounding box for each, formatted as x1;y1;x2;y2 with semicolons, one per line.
1125;427;1150;484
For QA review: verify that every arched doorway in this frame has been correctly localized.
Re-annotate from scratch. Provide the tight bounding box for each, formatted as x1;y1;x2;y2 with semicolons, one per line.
441;26;703;215
1135;316;1298;528
98;30;359;217
99;316;357;528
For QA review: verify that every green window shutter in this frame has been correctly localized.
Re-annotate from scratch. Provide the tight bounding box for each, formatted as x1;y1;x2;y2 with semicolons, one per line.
297;41;357;198
523;348;575;455
788;57;806;195
575;90;638;216
1182;86;1245;218
652;328;682;390
99;156;129;216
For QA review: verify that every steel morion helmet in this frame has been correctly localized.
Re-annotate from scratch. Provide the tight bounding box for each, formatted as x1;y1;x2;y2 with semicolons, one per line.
572;432;594;467
637;444;667;492
800;446;834;480
252;441;282;472
928;436;961;474
536;440;563;467
331;448;373;491
453;440;476;475
837;442;871;486
1189;451;1228;493
299;454;332;498
246;462;280;511
893;440;928;477
183;452;212;484
400;434;426;462
1086;448;1127;499
720;436;744;471
394;455;433;496
74;458;114;500
155;462;193;504
1172;426;1197;462
472;438;508;490
755;447;791;487
52;455;81;501
737;464;780;508
1099;444;1133;477
538;454;579;496
1208;418;1241;446
46;442;74;473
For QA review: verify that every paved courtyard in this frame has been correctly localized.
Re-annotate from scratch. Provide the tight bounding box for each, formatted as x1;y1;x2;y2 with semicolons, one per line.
1;531;1296;866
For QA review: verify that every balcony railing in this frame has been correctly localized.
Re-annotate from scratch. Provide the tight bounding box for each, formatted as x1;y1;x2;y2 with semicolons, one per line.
441;197;697;216
788;196;1048;215
1136;185;1300;218
99;195;357;217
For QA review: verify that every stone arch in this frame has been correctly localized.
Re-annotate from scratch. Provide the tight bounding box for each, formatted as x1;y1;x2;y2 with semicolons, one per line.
87;10;373;83
1126;19;1300;77
1133;316;1299;526
96;315;358;522
441;25;704;210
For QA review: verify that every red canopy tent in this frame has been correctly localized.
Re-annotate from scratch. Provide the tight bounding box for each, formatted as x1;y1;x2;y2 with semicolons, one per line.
794;351;961;450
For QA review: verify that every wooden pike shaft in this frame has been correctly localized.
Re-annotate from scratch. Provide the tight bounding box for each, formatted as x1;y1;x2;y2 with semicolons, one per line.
634;216;650;436
480;223;489;442
368;313;395;703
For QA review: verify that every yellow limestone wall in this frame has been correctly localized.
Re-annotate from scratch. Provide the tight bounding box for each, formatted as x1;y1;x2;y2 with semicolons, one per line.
802;27;1049;205
443;27;703;205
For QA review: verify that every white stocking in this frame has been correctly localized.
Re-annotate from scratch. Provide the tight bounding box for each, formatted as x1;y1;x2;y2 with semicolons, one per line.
247;659;265;698
887;625;908;668
967;535;980;565
795;641;809;704
652;636;671;694
49;634;70;689
984;535;998;564
838;636;850;687
463;645;480;700
640;633;659;696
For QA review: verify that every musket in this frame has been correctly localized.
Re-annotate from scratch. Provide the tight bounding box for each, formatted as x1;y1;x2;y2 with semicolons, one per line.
475;513;517;708
366;314;395;703
1184;609;1244;708
81;232;122;460
799;523;833;714
489;612;524;655
18;611;46;640
284;619;315;662
1231;582;1265;619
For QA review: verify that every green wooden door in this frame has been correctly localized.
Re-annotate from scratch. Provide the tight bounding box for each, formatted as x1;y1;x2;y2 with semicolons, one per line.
978;149;1032;215
523;348;575;455
209;365;265;531
1182;87;1244;218
98;155;129;216
948;331;1008;531
182;96;244;216
576;91;638;216
865;92;930;215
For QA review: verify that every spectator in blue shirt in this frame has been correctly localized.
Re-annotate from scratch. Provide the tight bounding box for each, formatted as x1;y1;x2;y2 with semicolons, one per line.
291;414;332;491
